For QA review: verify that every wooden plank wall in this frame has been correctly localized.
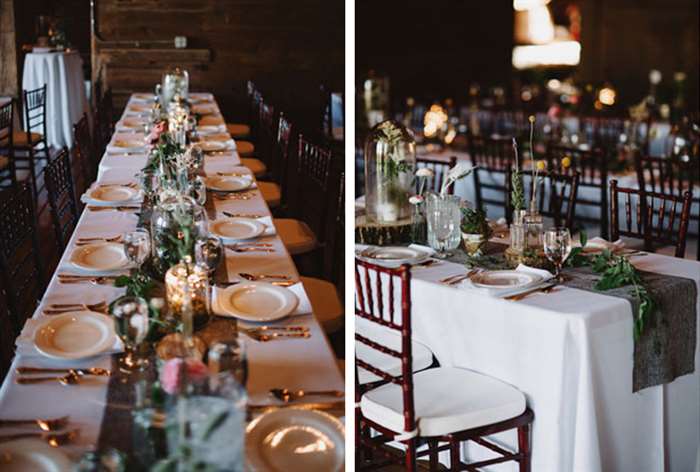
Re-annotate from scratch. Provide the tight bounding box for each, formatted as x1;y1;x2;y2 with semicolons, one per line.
93;0;344;132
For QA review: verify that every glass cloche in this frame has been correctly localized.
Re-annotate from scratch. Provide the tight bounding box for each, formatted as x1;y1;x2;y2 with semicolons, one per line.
364;120;416;223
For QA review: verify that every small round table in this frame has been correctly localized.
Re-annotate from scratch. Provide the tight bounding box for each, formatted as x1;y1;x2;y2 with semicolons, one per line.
22;50;89;148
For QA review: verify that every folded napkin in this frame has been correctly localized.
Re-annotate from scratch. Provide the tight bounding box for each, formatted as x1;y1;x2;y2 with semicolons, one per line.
457;264;554;298
211;282;313;318
583;237;626;252
15;317;123;358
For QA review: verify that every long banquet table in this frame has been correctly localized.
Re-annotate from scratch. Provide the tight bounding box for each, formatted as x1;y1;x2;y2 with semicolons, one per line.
0;93;344;461
399;238;700;471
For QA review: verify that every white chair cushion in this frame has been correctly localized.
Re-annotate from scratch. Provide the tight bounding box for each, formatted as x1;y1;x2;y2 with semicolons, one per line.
360;367;526;437
356;317;433;385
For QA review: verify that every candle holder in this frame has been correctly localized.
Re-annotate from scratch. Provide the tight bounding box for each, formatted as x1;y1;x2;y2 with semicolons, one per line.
165;259;211;330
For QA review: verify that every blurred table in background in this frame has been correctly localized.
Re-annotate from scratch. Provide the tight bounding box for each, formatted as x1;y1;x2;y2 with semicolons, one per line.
22;50;89;148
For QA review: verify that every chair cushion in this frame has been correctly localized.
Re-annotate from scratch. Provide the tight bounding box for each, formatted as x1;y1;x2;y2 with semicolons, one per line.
273;218;317;255
6;131;43;147
240;157;267;177
361;367;526;437
356;317;433;385
300;276;343;333
236;140;255;157
258;181;281;208
0;155;8;171
226;123;250;138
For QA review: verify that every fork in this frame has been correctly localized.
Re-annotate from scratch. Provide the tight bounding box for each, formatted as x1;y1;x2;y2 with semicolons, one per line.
223;212;264;219
0;415;70;432
43;301;108;315
76;235;122;243
269;388;343;403
244;330;310;342
239;273;290;281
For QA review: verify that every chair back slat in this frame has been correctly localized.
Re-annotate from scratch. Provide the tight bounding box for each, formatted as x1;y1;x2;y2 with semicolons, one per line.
469;136;518;221
0;100;15;187
73;114;94;186
547;144;609;237
22;85;48;141
416;155;456;194
45;149;79;251
355;259;416;433
296;135;333;241
0;182;43;333
610;179;692;258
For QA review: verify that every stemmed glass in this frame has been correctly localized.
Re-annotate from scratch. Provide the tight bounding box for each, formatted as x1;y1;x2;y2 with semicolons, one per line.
195;236;224;275
189;176;207;206
124;229;151;269
544;227;572;283
111;296;150;374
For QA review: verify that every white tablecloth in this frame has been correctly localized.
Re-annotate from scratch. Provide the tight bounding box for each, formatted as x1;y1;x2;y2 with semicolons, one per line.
0;93;343;462
22;51;89;148
392;248;700;471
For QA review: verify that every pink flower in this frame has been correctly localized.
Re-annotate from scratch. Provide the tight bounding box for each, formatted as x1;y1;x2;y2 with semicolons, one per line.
160;357;209;394
409;194;424;205
147;121;167;144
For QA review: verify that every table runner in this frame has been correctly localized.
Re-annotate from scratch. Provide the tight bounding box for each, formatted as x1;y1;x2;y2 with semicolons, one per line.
442;245;697;391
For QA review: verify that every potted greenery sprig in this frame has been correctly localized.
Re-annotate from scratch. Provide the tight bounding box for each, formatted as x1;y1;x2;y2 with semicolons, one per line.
460;207;492;256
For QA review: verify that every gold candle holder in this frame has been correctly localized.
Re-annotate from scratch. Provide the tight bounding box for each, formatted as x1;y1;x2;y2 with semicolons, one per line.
165;260;211;330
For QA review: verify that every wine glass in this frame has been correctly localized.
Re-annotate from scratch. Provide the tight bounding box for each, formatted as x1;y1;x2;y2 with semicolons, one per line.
111;296;150;374
426;194;461;258
544;227;572;283
195;236;223;274
123;229;151;268
189;176;207;205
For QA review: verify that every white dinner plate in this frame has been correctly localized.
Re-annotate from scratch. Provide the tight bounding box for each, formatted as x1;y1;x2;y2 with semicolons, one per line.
358;246;430;267
218;282;299;322
118;117;146;130
0;438;73;471
192;104;217;115
34;311;117;360
197;125;224;135
199;141;228;152
87;185;140;204
470;270;542;289
126;104;151;114
110;139;145;151
246;408;345;472
211;218;266;241
132;93;155;101
205;175;252;192
69;242;129;272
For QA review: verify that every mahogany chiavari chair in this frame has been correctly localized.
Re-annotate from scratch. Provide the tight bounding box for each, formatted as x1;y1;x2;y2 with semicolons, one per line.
73;114;95;192
14;85;51;201
505;169;581;231
355;259;533;472
95;87;115;156
546;144;609;238
416;155;457;194
253;101;283;209
236;83;267;177
225;81;253;140
44;148;79;252
469;136;519;223
0;100;15;188
0;182;44;336
275;112;294;208
610;180;692;258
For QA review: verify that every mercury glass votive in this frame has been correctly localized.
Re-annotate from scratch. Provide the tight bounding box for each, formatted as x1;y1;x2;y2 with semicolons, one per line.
165;260;211;329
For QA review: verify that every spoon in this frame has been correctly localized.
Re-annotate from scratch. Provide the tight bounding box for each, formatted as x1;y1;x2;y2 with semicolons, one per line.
269;388;344;403
0;415;69;432
16;371;82;386
0;429;79;446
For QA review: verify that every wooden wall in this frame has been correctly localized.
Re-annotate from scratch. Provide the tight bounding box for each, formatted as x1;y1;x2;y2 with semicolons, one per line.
0;0;19;96
93;0;344;131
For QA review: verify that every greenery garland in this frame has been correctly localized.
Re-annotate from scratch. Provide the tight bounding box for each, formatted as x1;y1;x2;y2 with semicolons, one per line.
566;232;655;340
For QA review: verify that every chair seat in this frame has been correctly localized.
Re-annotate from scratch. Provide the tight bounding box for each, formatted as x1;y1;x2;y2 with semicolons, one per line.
273;218;317;255
240;157;267;177
0;156;8;171
258;181;281;208
226;123;250;139
300;276;343;333
11;131;43;147
236;140;255;157
356;317;433;385
361;367;526;437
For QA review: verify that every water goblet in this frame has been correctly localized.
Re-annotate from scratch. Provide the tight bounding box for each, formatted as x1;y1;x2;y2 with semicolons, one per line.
426;193;461;258
123;229;151;268
189;176;207;206
544;227;572;283
195;236;224;274
111;296;150;374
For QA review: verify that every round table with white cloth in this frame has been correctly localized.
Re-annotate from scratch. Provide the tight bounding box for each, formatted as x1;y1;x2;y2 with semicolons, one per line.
21;51;89;148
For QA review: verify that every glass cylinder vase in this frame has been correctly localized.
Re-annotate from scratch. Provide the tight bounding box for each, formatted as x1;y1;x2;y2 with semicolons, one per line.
165;260;211;329
364;120;416;224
